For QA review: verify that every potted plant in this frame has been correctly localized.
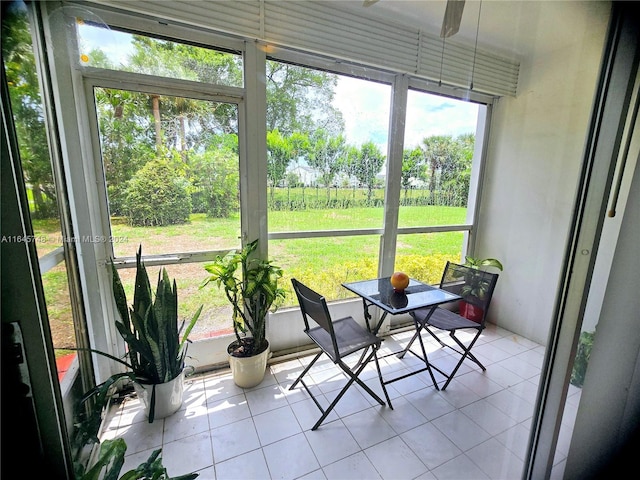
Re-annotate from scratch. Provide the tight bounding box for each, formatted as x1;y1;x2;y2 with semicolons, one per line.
81;246;202;423
201;239;285;388
458;256;503;321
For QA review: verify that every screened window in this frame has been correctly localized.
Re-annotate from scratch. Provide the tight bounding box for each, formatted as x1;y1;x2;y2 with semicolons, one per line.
76;19;244;87
93;87;241;258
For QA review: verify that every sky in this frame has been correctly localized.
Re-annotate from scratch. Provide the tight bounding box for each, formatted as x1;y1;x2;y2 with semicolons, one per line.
332;75;479;154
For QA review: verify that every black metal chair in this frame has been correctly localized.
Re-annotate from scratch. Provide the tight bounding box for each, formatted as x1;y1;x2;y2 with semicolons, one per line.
408;262;499;390
290;278;392;430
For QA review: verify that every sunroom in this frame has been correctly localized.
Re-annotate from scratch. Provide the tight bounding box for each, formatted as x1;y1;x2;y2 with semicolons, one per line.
2;1;639;479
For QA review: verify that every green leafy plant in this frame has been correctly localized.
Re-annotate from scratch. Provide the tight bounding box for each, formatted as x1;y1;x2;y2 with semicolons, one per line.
461;256;503;299
571;329;595;388
77;438;198;480
201;239;285;357
81;246;202;422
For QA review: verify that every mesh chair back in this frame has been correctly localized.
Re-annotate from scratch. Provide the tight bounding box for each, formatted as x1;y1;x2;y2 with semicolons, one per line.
439;262;499;321
291;279;339;355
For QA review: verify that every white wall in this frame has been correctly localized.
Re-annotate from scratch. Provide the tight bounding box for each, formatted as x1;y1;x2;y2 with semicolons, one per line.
477;2;611;344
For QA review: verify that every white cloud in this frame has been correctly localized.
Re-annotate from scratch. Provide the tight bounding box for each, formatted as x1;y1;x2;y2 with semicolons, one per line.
333;76;479;153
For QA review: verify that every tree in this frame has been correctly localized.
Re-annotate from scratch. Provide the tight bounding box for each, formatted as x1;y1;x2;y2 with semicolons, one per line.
307;129;346;196
401;147;425;197
347;141;386;202
266;61;344;136
266;130;310;198
95;87;156;215
442;133;474;204
267;129;293;194
127;36;240;157
189;148;239;218
2;4;57;218
421;135;459;196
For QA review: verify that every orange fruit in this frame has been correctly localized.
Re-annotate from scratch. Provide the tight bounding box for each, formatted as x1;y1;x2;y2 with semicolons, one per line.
390;272;409;291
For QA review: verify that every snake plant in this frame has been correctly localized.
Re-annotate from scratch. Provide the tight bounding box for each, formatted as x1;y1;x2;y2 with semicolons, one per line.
80;246;202;421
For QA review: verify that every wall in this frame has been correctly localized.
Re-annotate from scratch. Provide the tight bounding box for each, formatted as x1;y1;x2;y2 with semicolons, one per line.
476;2;611;344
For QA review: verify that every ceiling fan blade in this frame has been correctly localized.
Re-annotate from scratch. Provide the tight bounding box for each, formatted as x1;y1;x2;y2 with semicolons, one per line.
362;0;379;6
440;0;466;38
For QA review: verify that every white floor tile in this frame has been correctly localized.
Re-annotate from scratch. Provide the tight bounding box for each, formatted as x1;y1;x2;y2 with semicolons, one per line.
466;438;525;479
401;422;462;470
455;369;505;398
321;451;382;480
460;398;519;436
161;431;214;476
206;393;251;429
341;407;397;449
97;329;578;480
163;403;210;444
486;389;535;423
116;417;164;455
365;436;428;479
431;452;491;479
494;422;532;460
214;447;269;480
262;433;320;480
254;405;302;445
303;420;361;466
404;387;456;421
496;354;541;380
245;383;289;416
377;395;428;434
431;410;492;451
210;417;261;463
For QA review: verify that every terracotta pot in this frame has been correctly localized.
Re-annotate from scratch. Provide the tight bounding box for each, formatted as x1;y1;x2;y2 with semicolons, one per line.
459;300;484;323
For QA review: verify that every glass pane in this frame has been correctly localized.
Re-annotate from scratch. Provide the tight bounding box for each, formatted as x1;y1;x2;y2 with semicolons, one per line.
394;232;465;284
93;87;241;257
400;89;479;227
76;20;243;87
42;262;75;378
267;61;390;230
114;262;231;342
271;236;381;307
2;2;75;366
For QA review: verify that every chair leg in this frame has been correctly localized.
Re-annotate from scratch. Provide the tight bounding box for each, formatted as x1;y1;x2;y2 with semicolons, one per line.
449;331;486;370
289;351;322;390
311;350;386;431
441;331;483;390
400;308;438;359
396;314;440;390
339;351;386;406
425;325;447;347
372;345;394;410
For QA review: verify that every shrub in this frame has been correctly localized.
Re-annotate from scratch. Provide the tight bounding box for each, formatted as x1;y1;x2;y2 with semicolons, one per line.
124;160;192;226
189;149;239;218
571;330;595;388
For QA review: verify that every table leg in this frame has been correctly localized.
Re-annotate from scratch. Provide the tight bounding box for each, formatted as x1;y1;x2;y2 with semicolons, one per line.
395;306;440;389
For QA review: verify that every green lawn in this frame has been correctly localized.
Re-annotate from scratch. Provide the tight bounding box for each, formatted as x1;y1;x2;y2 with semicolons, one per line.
33;204;466;349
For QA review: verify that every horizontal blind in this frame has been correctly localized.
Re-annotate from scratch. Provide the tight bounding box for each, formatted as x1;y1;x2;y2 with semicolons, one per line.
88;0;519;96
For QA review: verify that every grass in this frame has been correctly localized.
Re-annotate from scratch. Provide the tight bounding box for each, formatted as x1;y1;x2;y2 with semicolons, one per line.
33;204;467;349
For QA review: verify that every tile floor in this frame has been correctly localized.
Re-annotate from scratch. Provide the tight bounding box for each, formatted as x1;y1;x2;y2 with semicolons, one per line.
101;323;581;479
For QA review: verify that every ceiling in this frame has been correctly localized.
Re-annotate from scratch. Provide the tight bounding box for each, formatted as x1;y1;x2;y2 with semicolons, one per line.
331;0;610;61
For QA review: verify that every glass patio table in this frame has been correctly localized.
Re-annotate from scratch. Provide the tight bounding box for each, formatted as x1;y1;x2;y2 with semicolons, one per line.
342;277;460;390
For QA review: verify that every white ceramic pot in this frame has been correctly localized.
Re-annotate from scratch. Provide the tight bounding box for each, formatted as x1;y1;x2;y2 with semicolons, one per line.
228;341;271;388
134;370;184;421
